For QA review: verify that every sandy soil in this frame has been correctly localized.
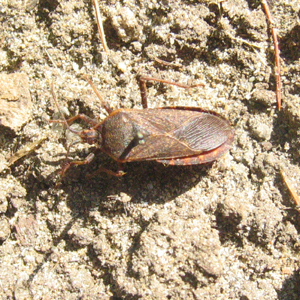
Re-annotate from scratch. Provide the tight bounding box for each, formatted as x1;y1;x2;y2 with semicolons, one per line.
1;0;300;299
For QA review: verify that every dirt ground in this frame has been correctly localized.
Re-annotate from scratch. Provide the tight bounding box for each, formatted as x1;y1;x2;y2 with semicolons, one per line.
1;0;300;299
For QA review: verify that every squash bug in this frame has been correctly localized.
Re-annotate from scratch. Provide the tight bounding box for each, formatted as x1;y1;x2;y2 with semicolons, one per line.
51;76;234;177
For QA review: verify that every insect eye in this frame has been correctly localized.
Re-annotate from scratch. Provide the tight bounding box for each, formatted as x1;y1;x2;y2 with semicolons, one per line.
136;132;145;144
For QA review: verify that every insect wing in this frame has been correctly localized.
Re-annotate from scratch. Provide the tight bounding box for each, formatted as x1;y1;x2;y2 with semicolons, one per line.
121;108;233;163
172;113;231;151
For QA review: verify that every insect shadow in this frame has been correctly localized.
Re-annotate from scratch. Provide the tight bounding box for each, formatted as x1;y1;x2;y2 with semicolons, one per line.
60;154;212;215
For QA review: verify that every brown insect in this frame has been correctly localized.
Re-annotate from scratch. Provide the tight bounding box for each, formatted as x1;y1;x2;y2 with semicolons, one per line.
51;76;234;177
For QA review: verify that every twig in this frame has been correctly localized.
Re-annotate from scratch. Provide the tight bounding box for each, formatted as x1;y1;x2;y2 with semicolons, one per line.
92;0;109;54
261;0;282;110
8;137;48;166
154;57;183;69
280;169;300;214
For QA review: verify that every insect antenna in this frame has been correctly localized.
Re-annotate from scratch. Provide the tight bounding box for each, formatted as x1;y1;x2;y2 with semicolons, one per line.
81;75;113;114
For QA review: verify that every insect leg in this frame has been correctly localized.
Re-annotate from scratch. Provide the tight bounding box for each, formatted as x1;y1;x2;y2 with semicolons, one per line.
60;152;96;177
138;76;149;108
86;164;125;178
138;75;204;109
61;151;125;178
66;114;99;126
50;83;99;130
51;114;99;127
